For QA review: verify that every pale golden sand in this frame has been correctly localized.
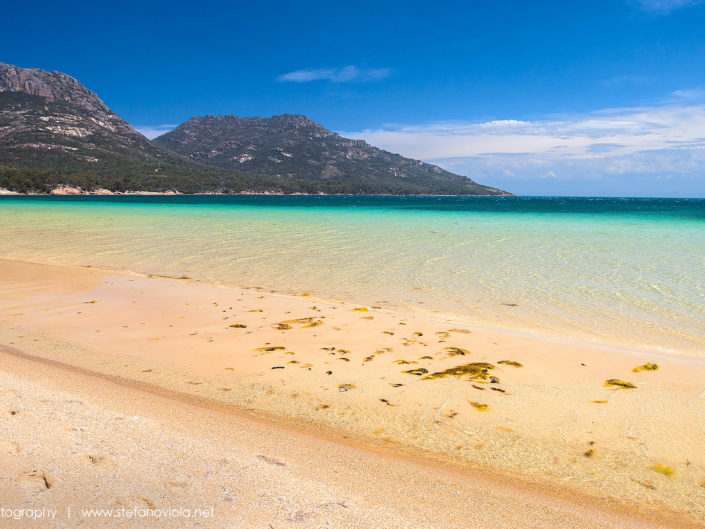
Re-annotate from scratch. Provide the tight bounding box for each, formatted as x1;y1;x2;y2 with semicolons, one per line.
1;258;704;527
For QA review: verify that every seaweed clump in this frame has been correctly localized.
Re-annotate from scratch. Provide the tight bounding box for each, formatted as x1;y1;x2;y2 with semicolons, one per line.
497;360;523;368
403;368;429;376
633;363;659;372
276;317;324;329
604;379;637;389
649;463;674;478
468;401;489;411
424;362;496;381
444;347;470;357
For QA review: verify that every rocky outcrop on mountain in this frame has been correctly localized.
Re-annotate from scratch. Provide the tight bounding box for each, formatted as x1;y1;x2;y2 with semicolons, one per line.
1;63;124;117
154;114;509;195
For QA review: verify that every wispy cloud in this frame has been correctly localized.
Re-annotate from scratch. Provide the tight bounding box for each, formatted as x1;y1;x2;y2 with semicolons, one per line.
633;0;704;15
134;124;177;139
277;65;391;83
341;90;705;196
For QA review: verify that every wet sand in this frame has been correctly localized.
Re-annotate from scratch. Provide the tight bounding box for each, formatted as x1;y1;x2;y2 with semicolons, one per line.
1;258;704;527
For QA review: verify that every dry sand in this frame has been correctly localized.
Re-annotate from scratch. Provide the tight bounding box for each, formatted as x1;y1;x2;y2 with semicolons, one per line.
1;257;704;527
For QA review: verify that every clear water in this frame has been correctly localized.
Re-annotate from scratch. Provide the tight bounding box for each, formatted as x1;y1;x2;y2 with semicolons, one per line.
1;195;704;355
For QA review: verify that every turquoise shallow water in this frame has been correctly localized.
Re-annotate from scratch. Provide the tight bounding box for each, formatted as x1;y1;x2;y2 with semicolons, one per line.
1;195;704;354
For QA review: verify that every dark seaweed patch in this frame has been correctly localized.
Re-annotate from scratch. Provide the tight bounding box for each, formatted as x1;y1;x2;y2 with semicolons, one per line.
633;363;659;372
497;360;523;368
604;379;637;389
402;368;429;376
424;362;495;381
444;346;470;356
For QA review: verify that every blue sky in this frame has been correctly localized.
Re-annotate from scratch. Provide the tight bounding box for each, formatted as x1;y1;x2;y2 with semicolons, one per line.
3;0;705;196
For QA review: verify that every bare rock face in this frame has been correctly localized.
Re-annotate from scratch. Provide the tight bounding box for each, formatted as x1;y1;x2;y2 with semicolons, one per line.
1;63;104;111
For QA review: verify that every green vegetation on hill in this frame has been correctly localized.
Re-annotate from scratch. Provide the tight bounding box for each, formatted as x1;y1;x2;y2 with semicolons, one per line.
154;114;509;195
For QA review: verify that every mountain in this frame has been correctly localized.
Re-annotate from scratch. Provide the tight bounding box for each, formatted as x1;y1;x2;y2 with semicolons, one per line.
154;114;508;195
0;62;242;192
0;62;509;195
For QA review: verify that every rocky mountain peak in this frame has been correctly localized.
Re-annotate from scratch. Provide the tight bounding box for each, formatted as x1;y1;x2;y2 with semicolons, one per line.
0;62;111;115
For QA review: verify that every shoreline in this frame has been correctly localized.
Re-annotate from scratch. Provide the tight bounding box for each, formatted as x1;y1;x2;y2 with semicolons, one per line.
0;188;512;196
1;257;704;524
2;254;701;361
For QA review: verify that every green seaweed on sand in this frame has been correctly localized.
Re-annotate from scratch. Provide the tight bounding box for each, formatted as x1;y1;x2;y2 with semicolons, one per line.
229;323;247;328
604;379;637;389
280;317;324;327
273;323;292;330
497;360;523;367
633;363;659;372
444;346;470;356
393;359;416;365
468;401;489;411
424;362;495;381
402;368;428;376
255;346;286;352
649;463;675;477
419;355;433;360
352;307;369;312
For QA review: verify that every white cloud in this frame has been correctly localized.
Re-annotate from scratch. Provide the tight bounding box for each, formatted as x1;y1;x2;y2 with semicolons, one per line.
634;0;704;14
342;97;705;160
341;92;705;196
277;65;391;83
134;124;177;139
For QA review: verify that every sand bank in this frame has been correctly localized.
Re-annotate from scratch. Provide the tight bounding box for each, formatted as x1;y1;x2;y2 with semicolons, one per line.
0;258;704;526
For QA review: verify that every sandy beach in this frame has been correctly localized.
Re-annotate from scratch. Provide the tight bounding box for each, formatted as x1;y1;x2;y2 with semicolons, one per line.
0;257;704;527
